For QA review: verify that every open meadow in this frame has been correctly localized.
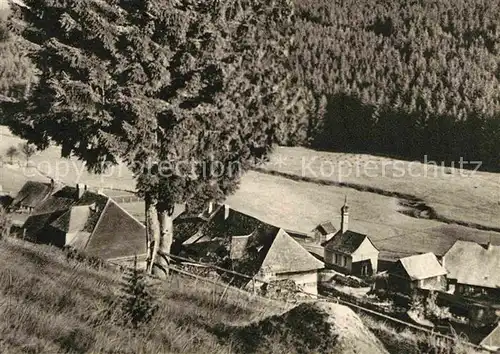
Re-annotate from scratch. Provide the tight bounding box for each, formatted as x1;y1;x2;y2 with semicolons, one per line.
2;126;500;260
261;146;500;230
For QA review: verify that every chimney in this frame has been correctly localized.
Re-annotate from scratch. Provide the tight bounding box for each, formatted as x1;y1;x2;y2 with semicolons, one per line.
76;183;86;199
487;242;493;251
440;255;445;269
340;196;349;234
50;178;55;190
207;200;214;215
224;204;230;220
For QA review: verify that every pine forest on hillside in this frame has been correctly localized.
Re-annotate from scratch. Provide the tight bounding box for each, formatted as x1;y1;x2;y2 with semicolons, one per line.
1;0;500;168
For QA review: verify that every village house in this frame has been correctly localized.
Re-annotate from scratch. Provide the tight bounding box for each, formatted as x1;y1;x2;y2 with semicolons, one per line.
442;240;500;299
240;228;325;296
312;221;337;244
8;179;59;229
323;199;379;276
387;252;447;294
9;180;56;213
11;181;146;261
174;203;324;295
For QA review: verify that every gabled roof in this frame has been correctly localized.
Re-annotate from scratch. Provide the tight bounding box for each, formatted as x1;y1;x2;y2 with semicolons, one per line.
260;229;324;275
180;207;324;277
23;188;77;237
84;199;146;260
174;217;207;244
11;181;53;208
52;205;91;233
314;221;337;235
324;230;370;254
48;190;108;235
173;203;223;245
205;206;264;239
444;240;500;289
397;252;447;281
480;323;500;349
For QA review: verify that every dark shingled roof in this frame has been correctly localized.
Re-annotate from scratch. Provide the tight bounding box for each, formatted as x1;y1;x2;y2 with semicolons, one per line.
173;217;207;244
324;230;369;254
314;221;337;235
203;206;265;240
180;207;324;281
172;203;223;246
11;181;53;209
23;188;78;238
84;200;146;260
443;240;500;289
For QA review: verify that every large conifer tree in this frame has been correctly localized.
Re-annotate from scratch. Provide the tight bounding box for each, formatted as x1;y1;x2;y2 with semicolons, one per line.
4;0;313;277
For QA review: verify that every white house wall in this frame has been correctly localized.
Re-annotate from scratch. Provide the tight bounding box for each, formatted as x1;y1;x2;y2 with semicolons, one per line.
351;238;379;273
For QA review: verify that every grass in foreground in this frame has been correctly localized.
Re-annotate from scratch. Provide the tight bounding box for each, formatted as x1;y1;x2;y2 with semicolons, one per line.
359;313;483;354
0;238;294;354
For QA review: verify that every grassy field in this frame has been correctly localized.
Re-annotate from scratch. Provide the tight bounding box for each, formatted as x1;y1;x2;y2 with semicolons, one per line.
0;238;396;354
261;147;500;230
226;171;500;260
0;126;135;193
0;238;280;354
2;126;500;259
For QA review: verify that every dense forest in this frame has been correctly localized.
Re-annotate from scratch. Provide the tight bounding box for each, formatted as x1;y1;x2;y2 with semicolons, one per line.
292;0;500;168
1;0;500;169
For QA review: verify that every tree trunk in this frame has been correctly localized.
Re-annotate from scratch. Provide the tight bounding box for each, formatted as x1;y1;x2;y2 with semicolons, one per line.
145;194;160;273
151;205;174;279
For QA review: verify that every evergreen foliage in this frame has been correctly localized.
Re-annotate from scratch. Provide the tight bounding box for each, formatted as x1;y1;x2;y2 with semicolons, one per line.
4;0;500;168
118;255;158;329
3;0;313;277
293;0;500;167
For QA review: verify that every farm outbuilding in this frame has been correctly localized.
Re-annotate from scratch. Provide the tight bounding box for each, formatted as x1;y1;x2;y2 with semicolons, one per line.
387;252;447;294
442;240;500;299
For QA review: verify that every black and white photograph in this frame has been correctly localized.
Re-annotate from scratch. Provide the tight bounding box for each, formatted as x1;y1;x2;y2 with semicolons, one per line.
0;0;499;352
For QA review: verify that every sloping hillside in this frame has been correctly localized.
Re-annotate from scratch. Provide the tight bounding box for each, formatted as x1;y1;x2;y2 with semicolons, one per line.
0;238;388;354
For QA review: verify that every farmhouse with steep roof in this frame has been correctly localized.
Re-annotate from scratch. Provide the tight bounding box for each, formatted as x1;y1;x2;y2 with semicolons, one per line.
10;181;146;261
174;203;324;295
10;180;55;212
442;240;500;298
312;221;337;244
323;199;379;276
247;228;325;295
